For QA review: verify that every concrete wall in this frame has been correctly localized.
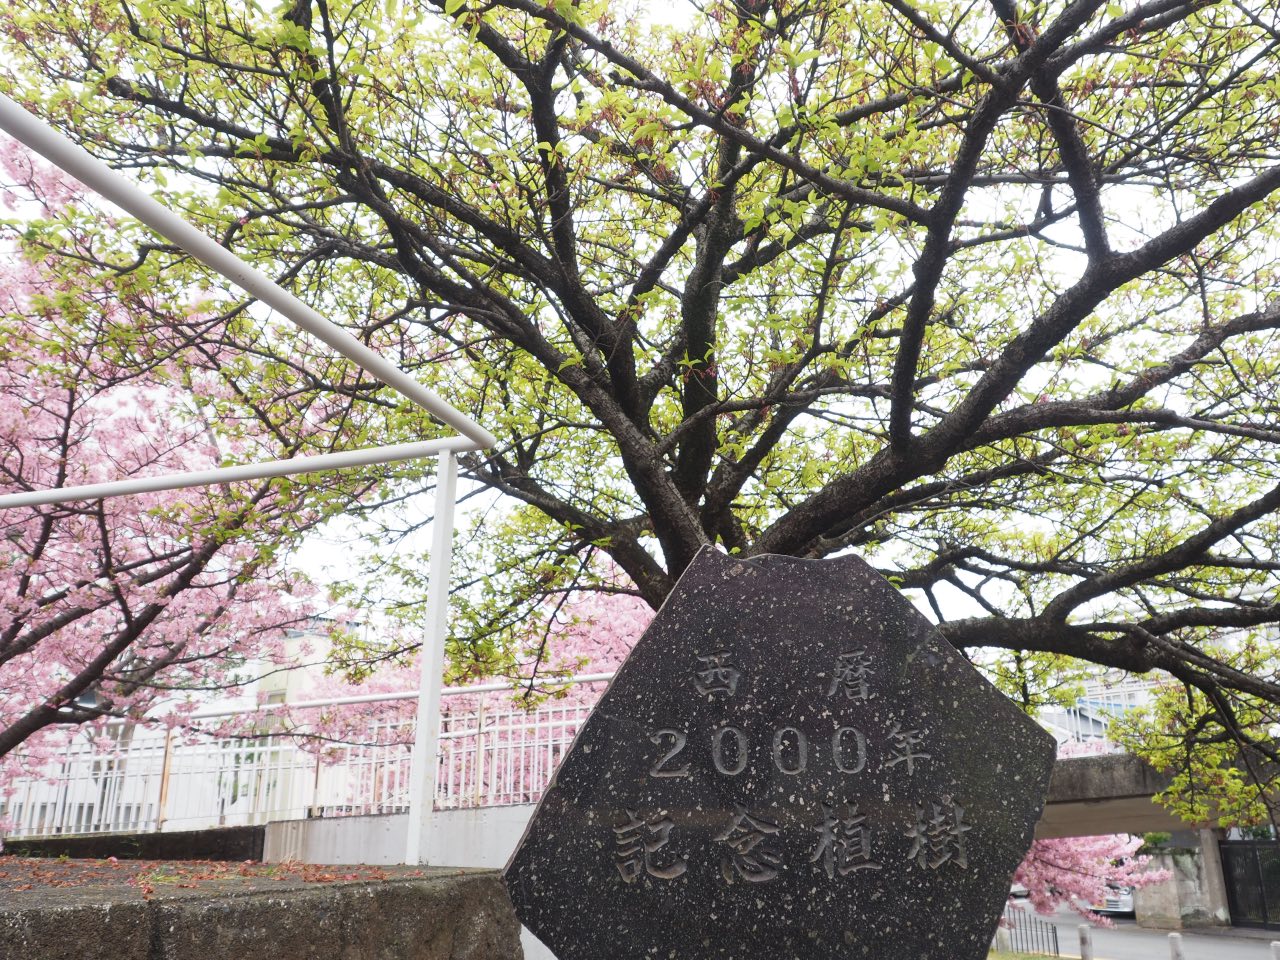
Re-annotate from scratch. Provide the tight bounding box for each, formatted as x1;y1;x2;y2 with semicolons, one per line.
1037;754;1188;839
266;812;408;866
1134;830;1231;930
271;756;1191;867
265;807;551;959
4;825;264;861
0;867;522;960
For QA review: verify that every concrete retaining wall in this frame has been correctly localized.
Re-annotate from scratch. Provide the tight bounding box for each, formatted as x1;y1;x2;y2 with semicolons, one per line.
1037;754;1186;839
1133;830;1231;929
263;808;548;960
3;825;264;862
0;867;522;960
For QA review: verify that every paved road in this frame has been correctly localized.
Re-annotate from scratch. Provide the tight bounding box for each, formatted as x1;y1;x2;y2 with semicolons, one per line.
1004;903;1278;960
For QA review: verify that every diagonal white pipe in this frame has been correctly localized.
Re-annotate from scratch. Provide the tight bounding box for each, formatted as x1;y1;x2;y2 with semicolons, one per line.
0;436;481;508
0;93;496;450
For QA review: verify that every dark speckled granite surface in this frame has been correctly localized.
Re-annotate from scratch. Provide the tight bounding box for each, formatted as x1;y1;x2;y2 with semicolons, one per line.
504;548;1055;959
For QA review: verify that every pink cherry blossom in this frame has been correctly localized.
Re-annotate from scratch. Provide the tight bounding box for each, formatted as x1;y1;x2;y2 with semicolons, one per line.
1013;831;1168;923
0;138;339;790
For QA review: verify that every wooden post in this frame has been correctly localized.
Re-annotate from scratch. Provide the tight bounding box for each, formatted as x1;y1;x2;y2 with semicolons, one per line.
472;697;487;807
1168;932;1185;960
311;749;323;817
154;729;175;831
1078;924;1094;960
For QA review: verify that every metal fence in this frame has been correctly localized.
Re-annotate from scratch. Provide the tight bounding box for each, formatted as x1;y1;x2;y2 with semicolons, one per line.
1219;839;1280;929
995;904;1061;956
0;685;599;839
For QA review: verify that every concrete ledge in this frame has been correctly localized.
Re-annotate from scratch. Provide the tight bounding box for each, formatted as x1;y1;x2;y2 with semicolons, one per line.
0;865;522;960
3;825;264;861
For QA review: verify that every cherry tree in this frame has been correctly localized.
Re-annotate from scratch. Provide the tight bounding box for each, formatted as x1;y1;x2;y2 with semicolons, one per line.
6;0;1280;814
0;139;375;774
1013;832;1166;921
258;588;651;814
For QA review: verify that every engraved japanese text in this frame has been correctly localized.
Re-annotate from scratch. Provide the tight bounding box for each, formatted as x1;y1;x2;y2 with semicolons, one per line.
613;809;688;882
809;802;881;877
885;721;931;775
827;650;873;701
694;652;742;696
904;798;971;870
715;805;783;883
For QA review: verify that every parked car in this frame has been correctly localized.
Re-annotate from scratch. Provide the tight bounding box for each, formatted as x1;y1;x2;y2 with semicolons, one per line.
1090;882;1135;915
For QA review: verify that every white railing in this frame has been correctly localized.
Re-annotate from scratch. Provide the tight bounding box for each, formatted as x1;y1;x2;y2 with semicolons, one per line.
0;679;604;840
1;671;1158;840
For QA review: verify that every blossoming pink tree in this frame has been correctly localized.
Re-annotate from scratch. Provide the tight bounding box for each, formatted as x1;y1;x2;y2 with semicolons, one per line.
0;139;372;776
1012;832;1165;921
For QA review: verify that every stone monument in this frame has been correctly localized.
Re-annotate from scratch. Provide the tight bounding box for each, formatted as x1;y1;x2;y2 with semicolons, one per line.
504;548;1055;959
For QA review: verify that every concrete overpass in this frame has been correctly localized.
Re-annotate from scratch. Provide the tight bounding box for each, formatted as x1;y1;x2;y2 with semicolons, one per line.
1037;753;1188;839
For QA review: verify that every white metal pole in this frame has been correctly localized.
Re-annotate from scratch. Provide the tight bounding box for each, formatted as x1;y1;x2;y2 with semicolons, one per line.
404;450;459;864
0;436;478;509
0;93;496;451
